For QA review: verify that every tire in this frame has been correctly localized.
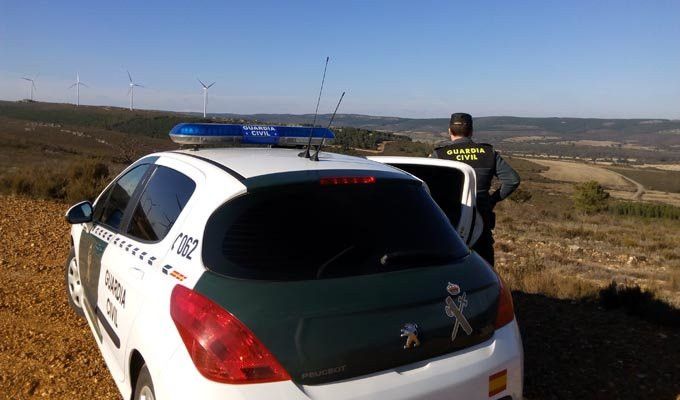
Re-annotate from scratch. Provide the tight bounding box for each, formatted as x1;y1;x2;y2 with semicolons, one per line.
133;364;155;400
65;247;85;318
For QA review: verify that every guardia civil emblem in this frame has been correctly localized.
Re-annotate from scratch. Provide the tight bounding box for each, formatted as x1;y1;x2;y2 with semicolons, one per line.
444;282;473;341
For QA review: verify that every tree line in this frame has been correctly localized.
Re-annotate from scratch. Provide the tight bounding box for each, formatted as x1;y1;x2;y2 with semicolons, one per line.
573;180;680;220
609;201;680;220
332;127;411;150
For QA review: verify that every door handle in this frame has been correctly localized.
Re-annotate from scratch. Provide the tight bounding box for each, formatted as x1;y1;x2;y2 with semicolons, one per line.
129;266;144;280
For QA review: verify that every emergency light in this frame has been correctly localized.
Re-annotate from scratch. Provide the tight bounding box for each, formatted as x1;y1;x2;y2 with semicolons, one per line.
169;123;334;147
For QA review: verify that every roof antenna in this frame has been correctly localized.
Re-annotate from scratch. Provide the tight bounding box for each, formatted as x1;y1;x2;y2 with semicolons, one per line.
311;91;345;161
300;56;330;159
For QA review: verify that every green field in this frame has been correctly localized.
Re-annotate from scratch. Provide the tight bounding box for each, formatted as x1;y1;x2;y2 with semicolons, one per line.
608;167;680;193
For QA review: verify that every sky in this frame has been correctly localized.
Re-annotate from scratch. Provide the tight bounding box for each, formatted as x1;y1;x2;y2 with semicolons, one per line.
1;0;679;119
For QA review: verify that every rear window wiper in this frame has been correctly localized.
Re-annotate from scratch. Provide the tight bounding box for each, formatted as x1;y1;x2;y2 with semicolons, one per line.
315;245;357;279
380;250;459;267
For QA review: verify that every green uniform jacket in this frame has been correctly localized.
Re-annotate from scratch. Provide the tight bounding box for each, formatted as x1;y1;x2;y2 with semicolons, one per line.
432;137;520;228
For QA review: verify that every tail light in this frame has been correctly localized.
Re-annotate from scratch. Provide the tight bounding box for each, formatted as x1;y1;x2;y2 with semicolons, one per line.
170;285;290;384
494;276;515;329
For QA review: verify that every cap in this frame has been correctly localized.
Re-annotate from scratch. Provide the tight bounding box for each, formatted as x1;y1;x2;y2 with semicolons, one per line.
450;113;473;127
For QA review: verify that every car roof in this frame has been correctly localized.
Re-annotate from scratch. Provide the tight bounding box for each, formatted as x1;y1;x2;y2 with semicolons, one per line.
166;147;402;180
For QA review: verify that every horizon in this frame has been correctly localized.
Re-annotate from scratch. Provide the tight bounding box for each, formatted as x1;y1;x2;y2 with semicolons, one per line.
1;1;679;119
6;99;680;122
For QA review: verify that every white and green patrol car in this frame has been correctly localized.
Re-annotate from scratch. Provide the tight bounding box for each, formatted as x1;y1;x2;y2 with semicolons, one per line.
64;123;523;400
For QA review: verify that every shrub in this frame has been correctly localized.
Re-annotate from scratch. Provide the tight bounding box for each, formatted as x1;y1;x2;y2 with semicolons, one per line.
509;187;532;203
670;270;680;292
5;175;35;196
64;161;110;203
608;201;680;220
573;181;609;213
0;159;110;203
559;224;593;239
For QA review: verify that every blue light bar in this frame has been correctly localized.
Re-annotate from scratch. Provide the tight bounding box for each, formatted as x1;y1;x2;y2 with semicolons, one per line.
169;123;334;147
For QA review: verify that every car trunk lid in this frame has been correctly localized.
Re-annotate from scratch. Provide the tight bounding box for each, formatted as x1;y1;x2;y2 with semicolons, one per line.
194;254;499;385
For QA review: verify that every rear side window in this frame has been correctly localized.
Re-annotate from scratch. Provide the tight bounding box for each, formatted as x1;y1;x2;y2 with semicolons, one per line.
203;179;469;280
127;166;196;242
390;164;464;228
98;164;151;231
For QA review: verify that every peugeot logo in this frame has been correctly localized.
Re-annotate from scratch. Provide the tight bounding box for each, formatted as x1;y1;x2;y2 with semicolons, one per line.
401;323;421;349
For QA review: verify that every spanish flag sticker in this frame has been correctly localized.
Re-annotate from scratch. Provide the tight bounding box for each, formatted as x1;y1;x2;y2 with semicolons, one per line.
488;369;507;397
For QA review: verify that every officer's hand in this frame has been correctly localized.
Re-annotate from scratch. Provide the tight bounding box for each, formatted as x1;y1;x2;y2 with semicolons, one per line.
489;191;502;209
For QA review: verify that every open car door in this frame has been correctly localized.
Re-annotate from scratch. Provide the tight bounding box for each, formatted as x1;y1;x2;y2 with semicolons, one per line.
368;156;482;247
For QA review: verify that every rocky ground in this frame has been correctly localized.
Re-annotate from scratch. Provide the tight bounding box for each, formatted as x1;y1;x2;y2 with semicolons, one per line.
0;196;118;399
0;194;678;399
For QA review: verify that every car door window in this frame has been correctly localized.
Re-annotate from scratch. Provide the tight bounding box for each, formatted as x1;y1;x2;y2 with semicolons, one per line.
390;164;465;227
98;164;151;231
127;166;196;242
92;185;113;222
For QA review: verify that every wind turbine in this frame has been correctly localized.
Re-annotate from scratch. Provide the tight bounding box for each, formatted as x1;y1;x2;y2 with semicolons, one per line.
127;71;144;111
198;79;215;118
21;76;37;101
68;73;88;106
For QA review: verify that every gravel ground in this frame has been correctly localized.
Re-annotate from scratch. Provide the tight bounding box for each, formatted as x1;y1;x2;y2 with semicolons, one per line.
0;196;118;399
0;194;678;399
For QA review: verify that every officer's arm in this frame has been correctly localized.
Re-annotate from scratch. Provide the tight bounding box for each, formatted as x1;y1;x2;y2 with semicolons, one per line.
490;152;520;206
429;150;439;159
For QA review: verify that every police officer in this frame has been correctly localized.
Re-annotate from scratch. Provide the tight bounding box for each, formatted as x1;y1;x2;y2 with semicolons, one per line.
431;113;520;266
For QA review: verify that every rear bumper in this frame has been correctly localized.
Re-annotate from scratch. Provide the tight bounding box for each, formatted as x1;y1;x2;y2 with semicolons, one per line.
303;319;523;400
156;319;523;400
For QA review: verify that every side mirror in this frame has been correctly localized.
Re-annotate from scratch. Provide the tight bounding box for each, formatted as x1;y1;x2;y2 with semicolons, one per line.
65;201;93;224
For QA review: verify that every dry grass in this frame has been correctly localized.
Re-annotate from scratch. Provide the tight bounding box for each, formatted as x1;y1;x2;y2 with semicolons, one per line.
527;158;633;188
0;159;111;203
608;166;680;193
0;114;173;172
494;165;680;309
670;270;680;292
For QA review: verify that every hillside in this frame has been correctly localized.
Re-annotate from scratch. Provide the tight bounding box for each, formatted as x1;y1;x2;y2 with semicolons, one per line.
220;113;680;163
0;101;425;201
3;100;679;164
1;170;679;399
1;101;679;399
2;100;678;204
220;112;680;142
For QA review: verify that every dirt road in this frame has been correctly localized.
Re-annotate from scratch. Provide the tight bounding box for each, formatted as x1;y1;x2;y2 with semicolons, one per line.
527;158;650;200
618;173;645;200
0;195;678;399
528;158;680;206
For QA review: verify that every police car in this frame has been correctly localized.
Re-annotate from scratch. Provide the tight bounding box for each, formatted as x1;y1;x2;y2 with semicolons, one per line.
64;123;523;400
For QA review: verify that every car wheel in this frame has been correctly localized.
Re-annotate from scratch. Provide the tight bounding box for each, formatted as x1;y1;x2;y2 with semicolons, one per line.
65;248;85;318
133;364;155;400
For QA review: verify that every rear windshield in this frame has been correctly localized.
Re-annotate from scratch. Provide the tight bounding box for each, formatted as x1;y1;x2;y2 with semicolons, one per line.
203;179;469;280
